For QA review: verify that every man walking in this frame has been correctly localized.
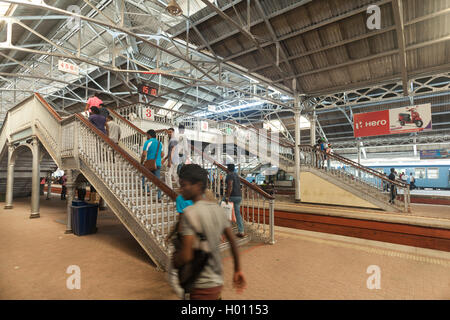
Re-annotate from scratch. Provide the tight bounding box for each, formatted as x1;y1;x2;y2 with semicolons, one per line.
105;116;121;144
225;164;245;238
174;164;247;300
84;94;103;115
410;173;416;190
164;128;179;189
60;174;67;200
141;129;164;199
388;168;397;204
88;106;106;134
176;124;190;173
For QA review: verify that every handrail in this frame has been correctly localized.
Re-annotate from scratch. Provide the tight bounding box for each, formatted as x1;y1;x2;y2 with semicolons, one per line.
116;102;293;148
108;107;148;137
114;102;408;197
35;93;63;121
300;144;409;189
76;114;177;201
191;145;275;200
112;105;274;200
330;152;410;188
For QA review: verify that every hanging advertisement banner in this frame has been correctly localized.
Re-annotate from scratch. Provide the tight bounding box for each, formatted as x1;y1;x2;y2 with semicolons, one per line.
353;103;432;138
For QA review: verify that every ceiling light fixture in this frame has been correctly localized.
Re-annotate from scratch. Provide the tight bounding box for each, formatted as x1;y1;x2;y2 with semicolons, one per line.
166;0;183;16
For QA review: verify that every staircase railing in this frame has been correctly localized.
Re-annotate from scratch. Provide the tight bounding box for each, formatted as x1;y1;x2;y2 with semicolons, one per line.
112;106;276;244
114;102;409;212
108;108;149;159
298;145;411;213
192;145;276;244
75;114;178;266
115;103;294;171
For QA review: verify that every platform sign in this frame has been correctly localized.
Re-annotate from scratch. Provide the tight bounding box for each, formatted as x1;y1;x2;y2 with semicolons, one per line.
200;121;209;131
58;60;79;75
143;107;154;121
138;84;158;97
354;103;432;138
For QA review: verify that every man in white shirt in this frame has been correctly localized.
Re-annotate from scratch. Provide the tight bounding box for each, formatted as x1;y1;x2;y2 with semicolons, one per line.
164;128;179;189
105;116;121;144
177;124;190;168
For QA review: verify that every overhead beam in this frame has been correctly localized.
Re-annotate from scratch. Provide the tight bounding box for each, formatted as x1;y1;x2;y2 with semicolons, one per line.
273;34;450;84
197;0;295;91
254;0;298;81
217;0;391;63
392;0;409;96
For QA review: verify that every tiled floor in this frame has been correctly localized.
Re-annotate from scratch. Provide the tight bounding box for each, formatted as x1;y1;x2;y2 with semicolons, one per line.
1;197;449;299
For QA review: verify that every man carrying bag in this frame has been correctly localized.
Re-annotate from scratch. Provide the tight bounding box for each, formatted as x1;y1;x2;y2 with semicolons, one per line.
141;129;164;199
171;164;247;300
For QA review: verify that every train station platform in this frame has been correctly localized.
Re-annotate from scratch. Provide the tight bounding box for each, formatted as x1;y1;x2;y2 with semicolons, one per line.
1;196;449;300
264;200;450;253
275;189;450;206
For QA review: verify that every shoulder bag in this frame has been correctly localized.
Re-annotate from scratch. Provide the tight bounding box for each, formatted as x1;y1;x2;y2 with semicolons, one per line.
171;214;211;293
144;140;160;172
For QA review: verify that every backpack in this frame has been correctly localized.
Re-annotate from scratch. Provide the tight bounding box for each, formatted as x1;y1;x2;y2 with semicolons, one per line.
99;107;109;118
170;213;211;293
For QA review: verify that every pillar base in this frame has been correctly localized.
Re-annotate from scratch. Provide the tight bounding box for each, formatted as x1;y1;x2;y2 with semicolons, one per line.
4;205;13;209
64;229;73;234
29;213;40;219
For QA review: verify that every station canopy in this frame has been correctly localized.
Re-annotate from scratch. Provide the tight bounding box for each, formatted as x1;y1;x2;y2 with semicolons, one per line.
0;0;448;156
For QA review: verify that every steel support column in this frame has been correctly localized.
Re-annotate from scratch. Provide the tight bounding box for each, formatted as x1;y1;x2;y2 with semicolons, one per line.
4;143;15;209
46;171;52;200
65;169;74;234
294;96;302;203
30;136;40;218
310;109;316;146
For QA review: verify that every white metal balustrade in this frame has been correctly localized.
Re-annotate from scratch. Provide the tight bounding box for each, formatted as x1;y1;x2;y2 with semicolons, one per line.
109;108;277;244
114;102;411;212
205;163;275;244
299;145;411;213
76;115;178;244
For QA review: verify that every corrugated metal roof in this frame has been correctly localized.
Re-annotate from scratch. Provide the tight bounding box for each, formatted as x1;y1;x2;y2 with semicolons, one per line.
170;0;450;95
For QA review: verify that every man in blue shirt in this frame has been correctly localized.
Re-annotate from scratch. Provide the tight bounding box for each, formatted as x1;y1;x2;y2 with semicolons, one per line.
141;129;164;199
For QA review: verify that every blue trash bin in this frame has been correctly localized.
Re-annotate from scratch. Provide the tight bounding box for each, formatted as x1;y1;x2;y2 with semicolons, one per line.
71;204;98;236
72;200;87;207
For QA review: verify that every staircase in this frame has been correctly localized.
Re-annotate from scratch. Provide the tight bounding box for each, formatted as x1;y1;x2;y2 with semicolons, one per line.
108;108;276;245
0;94;277;271
0;94;186;270
115;103;411;213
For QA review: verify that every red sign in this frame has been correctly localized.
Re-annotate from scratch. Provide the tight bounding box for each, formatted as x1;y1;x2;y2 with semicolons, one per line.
354;110;389;138
143;108;154;121
138;84;158;97
353;104;432;138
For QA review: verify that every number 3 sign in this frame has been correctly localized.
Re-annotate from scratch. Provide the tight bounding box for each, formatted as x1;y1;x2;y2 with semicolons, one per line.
144;108;154;121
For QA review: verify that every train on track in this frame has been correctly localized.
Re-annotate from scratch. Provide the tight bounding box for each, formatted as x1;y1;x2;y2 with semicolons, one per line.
365;161;450;190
